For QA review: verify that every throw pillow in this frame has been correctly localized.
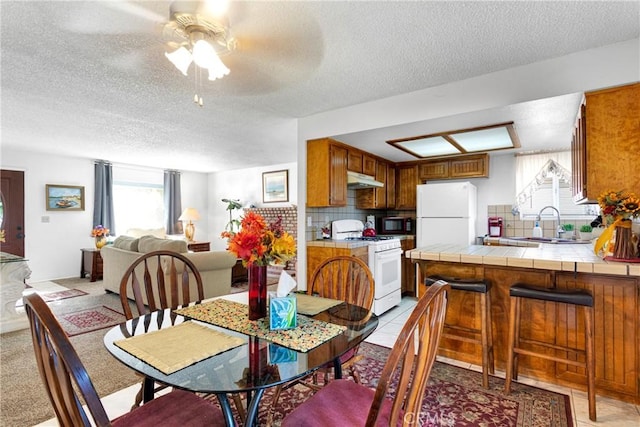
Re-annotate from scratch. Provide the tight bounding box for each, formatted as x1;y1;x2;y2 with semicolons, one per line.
138;235;188;254
113;236;139;252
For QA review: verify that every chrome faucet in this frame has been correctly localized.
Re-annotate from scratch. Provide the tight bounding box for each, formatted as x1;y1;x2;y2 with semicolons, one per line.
537;206;564;238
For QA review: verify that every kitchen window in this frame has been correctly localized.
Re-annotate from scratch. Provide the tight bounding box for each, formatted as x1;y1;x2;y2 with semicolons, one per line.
515;151;597;219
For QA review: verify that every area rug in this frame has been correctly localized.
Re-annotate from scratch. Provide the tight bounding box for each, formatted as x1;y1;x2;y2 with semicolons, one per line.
41;288;88;302
58;305;126;337
206;342;573;426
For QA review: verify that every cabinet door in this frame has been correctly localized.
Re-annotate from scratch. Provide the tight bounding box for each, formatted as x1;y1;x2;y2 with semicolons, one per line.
386;164;396;209
363;154;376;176
396;165;418;209
347;150;363;173
582;83;640;202
419;161;449;180
373;161;387;208
306;246;337;285
400;239;415;296
450;154;488;178
329;144;348;206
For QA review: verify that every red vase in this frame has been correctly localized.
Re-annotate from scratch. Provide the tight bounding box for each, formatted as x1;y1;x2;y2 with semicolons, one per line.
248;264;267;320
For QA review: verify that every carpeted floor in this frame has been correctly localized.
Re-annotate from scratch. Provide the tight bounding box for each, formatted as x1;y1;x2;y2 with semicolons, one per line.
0;277;140;427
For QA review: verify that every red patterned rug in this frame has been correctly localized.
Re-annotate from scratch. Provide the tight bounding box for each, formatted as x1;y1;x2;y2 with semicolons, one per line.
58;306;126;337
41;288;88;302
209;342;573;426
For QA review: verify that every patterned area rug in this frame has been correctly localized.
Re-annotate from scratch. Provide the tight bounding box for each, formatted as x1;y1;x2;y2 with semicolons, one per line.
57;305;126;336
209;342;573;426
41;288;88;302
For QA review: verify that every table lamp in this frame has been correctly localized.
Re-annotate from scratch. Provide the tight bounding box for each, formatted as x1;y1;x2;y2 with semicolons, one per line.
179;208;200;242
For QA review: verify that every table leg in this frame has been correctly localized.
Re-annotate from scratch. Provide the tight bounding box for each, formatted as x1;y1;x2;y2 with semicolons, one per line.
333;358;343;379
245;388;265;427
142;377;154;403
217;394;235;427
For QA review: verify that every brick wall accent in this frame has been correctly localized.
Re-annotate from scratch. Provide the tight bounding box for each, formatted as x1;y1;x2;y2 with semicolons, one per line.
244;207;298;276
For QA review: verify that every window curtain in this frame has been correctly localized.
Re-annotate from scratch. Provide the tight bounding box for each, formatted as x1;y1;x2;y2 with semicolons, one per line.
93;160;116;234
515;151;571;207
164;170;182;235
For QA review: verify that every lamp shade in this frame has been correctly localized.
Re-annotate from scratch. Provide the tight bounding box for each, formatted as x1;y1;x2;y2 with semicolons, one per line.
165;47;193;76
179;208;200;222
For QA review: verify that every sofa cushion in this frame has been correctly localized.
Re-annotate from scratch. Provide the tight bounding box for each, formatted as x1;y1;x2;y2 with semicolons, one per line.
113;236;139;252
126;228;166;239
138;235;188;254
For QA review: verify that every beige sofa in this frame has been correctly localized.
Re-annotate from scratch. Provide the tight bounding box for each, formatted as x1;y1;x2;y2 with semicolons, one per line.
101;235;237;300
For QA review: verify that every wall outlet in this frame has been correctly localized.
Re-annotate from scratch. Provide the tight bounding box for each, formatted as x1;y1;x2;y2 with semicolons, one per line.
307;216;312;227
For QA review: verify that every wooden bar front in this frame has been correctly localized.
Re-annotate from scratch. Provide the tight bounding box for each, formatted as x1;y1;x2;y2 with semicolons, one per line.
413;259;639;405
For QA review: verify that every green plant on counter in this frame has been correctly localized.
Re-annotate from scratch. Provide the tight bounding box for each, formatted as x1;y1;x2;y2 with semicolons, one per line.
562;224;574;231
580;224;593;232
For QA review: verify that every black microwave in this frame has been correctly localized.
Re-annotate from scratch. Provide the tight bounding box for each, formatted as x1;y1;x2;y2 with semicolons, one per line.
378;217;414;235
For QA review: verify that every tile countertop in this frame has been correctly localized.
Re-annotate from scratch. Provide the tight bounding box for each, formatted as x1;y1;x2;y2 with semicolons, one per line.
408;243;640;277
307;235;415;249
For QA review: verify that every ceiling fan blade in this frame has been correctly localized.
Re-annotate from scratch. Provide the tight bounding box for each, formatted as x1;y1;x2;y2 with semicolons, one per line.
63;1;166;35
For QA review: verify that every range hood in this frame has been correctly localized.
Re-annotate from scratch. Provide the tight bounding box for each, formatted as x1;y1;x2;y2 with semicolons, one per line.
347;171;384;188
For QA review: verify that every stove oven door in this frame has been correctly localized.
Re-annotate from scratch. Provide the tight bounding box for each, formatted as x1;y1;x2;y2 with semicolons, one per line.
371;247;402;310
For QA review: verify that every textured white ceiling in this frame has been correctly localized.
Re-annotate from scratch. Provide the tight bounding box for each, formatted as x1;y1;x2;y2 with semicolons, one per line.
1;1;639;172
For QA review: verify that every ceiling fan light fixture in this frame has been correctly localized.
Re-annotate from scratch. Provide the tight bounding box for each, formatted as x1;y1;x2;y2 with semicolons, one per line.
206;56;230;81
165;46;192;76
192;39;216;68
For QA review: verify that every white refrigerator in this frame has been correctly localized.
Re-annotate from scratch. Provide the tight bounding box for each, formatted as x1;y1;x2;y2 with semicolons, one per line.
416;182;477;247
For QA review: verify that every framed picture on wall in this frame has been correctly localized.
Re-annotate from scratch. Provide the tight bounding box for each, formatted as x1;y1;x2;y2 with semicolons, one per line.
262;170;289;203
46;184;85;211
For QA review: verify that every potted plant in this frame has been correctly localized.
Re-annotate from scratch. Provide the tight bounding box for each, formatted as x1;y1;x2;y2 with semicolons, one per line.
562;223;575;239
579;224;593;241
222;198;243;233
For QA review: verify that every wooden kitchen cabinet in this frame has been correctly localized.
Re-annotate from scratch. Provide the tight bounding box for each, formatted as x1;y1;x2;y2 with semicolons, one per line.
306;245;369;285
355;160;388;209
386;163;396;209
347;150;363;173
396;164;419;209
400;238;415;296
572;82;640;203
307;138;348;207
418;154;489;181
362;154;376;176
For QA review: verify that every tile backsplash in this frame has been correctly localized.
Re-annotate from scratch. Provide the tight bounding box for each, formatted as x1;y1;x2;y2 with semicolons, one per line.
488;204;594;238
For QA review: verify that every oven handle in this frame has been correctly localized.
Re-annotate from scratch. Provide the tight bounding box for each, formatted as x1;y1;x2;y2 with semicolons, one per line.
374;248;403;260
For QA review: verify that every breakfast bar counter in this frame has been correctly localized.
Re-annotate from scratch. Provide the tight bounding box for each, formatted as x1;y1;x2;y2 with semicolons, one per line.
407;243;639;405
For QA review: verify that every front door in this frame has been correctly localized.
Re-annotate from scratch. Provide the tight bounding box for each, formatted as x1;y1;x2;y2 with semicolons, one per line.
0;170;25;257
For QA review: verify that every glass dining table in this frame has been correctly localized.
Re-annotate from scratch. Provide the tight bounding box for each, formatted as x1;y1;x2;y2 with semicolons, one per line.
103;292;378;426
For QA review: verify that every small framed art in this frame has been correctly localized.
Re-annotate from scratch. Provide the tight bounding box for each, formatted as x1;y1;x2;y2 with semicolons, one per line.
262;170;289;203
46;184;85;211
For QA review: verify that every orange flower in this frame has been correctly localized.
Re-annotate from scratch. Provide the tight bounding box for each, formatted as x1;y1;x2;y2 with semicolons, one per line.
221;213;296;267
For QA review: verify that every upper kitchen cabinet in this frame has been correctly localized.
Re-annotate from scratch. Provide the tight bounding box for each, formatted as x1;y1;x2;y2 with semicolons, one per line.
396;164;419;209
307;138;348;207
418;153;489;181
362;154;377;176
572;82;640;203
356;159;388;209
386;163;396;209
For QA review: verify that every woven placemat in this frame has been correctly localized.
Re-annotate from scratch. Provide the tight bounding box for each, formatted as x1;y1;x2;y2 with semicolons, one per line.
114;321;245;374
175;300;346;352
295;293;343;316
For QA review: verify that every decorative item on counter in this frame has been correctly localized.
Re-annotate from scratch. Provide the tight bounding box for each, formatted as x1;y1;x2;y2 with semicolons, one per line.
221;212;296;320
91;225;109;249
321;223;331;239
579;224;593;241
562;224;575;240
594;189;640;259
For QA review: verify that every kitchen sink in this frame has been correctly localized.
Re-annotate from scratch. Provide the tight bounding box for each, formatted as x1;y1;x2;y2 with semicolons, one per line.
509;237;592;244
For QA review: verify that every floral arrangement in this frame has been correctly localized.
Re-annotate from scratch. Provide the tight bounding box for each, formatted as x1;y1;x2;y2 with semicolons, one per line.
91;225;109;237
597;189;640;224
221;212;296;267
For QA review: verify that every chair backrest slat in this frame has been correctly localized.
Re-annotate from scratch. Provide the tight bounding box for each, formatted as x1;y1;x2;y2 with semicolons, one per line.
119;250;205;319
366;280;449;426
309;256;375;311
24;293;112;427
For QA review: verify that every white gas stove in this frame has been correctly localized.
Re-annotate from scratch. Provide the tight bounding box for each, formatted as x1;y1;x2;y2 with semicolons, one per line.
331;220;402;315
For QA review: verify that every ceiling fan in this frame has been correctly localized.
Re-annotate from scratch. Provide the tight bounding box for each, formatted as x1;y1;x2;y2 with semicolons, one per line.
64;0;324;99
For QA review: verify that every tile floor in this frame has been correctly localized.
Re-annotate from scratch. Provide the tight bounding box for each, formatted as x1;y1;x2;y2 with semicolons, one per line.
35;296;640;426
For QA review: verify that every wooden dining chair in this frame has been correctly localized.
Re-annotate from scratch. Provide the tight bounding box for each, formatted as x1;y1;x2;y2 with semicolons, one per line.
118;250;245;418
282;280;450;427
267;255;375;425
23;292;225;427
